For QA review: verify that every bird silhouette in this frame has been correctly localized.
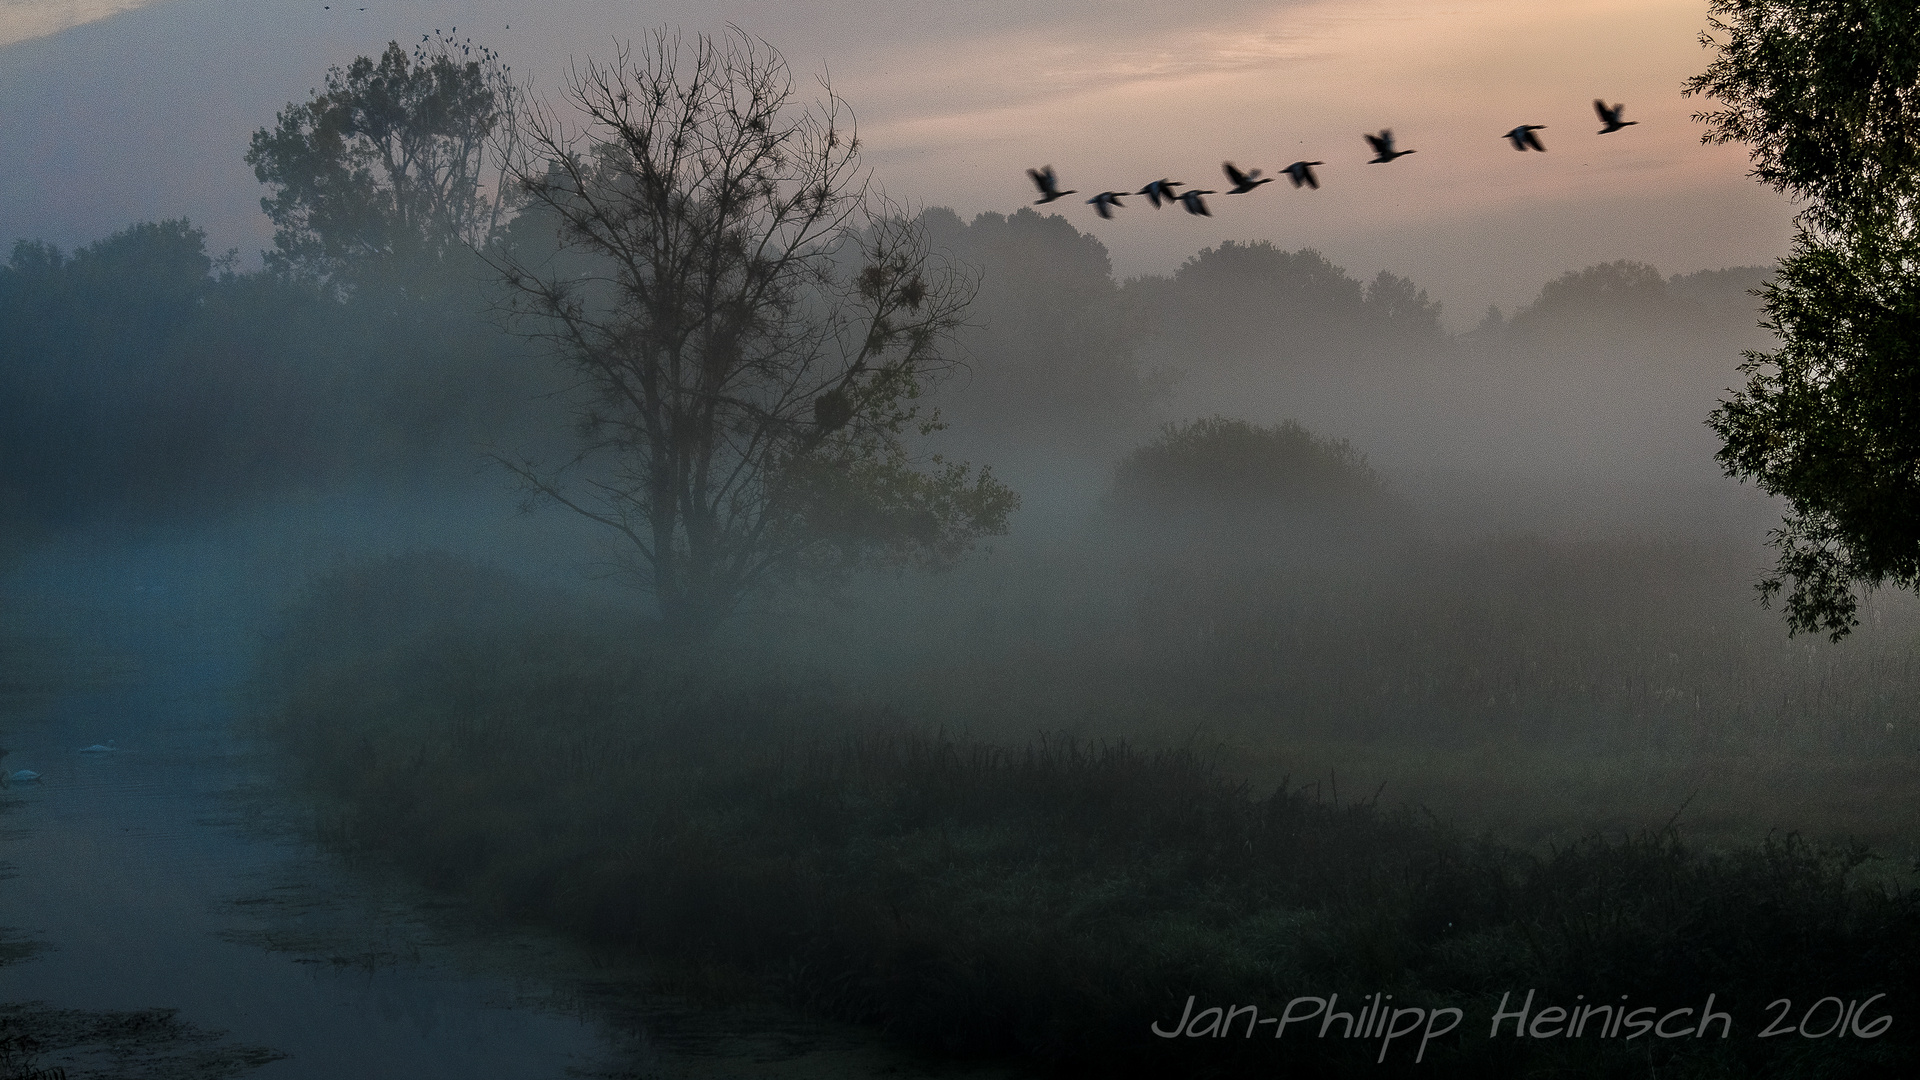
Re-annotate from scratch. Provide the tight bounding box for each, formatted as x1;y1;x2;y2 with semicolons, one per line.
1283;161;1324;189
1088;191;1128;219
1504;125;1548;151
1027;166;1076;204
1136;179;1183;208
1177;189;1216;216
1365;130;1416;163
1594;100;1637;134
1222;162;1273;194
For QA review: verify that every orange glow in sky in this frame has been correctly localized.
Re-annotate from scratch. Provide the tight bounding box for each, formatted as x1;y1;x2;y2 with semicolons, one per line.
0;0;1791;321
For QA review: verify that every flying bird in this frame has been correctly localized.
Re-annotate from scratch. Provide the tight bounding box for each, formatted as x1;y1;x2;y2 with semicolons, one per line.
1365;130;1416;163
1504;125;1548;151
1177;189;1216;216
1283;161;1324;189
1594;100;1637;134
1136;178;1184;208
1088;191;1128;219
1222;162;1273;194
1027;166;1076;204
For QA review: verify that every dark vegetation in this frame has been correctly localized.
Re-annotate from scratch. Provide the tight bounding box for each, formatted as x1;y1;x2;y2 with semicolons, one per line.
484;33;1017;632
13;28;1914;1078
0;219;558;539
1106;416;1400;529
1123;241;1443;375
1687;0;1920;638
253;553;1920;1079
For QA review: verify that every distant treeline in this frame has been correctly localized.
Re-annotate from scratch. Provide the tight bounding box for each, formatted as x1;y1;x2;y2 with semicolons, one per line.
0;219;552;536
0;207;1770;537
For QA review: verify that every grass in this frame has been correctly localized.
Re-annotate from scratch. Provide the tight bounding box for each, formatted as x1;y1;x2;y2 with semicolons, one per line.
770;526;1920;857
252;551;1920;1078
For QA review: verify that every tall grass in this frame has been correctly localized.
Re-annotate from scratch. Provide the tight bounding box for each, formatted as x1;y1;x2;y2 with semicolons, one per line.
798;528;1920;753
254;553;1920;1078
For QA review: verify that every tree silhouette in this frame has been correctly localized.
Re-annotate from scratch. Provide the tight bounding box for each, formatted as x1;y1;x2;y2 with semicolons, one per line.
1687;0;1920;639
488;29;1015;634
246;33;515;292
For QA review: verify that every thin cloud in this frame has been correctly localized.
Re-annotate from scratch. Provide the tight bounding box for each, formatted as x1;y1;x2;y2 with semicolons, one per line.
0;0;157;47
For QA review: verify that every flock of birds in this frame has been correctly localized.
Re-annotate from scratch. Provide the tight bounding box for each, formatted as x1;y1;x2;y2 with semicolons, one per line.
1031;99;1639;219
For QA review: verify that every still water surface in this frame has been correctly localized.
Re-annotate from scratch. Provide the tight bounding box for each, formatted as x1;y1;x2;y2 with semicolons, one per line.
0;519;1013;1079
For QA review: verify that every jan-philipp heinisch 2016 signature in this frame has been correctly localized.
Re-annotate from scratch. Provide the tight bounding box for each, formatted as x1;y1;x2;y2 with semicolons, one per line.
1151;990;1892;1065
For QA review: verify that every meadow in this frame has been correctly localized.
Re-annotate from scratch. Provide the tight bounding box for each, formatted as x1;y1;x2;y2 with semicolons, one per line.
250;532;1920;1078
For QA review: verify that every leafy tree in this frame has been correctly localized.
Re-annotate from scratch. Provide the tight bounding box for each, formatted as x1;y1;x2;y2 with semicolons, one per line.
1121;242;1444;376
1686;0;1920;231
489;29;1015;634
1106;416;1393;525
1529;260;1669;314
246;32;515;291
0;221;344;529
244;35;572;465
1362;269;1444;342
917;206;1162;454
1686;0;1920;638
1708;221;1920;639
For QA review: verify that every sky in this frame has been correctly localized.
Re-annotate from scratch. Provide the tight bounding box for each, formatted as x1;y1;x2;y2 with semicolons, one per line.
0;0;1794;324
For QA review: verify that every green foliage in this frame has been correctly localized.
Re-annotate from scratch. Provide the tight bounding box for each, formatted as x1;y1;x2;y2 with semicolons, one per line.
1171;241;1367;310
1363;269;1446;342
916;207;1163;453
1107;416;1393;524
1686;0;1920;230
0;214;563;538
1119;241;1445;377
781;445;1018;580
1688;0;1920;638
0;221;337;527
1711;221;1920;639
246;34;513;288
1526;260;1667;317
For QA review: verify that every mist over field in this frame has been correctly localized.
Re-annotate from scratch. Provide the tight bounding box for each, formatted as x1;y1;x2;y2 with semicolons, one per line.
2;3;1916;1078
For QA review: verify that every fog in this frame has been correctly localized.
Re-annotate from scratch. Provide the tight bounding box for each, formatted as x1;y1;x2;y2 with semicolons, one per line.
2;0;1793;316
2;5;1915;1079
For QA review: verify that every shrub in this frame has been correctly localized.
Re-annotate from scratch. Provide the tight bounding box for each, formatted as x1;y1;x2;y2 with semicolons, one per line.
1106;416;1395;527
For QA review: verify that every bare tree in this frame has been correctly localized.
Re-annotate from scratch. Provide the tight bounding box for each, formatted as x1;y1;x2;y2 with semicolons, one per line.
489;28;1016;633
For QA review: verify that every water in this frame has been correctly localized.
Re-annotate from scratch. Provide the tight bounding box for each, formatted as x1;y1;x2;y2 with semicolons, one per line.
0;508;1020;1079
0;527;637;1078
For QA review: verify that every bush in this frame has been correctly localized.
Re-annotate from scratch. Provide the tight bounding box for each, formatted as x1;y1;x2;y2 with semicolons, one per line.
1106;416;1401;532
